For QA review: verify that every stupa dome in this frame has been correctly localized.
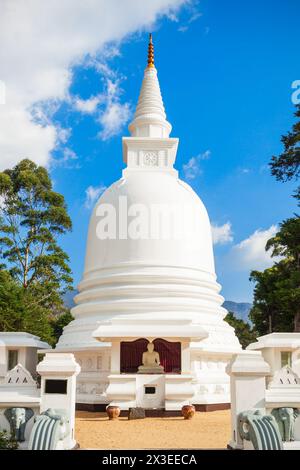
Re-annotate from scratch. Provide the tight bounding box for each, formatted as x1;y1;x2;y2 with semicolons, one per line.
84;171;215;274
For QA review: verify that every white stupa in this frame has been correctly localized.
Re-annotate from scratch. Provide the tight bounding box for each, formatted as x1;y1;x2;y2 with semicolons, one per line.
57;35;241;411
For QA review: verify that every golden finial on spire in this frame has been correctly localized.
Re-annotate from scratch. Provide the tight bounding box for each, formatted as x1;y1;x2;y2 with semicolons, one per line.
147;33;154;68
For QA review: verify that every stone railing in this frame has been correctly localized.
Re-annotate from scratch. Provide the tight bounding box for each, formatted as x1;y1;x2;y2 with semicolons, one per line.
227;352;300;450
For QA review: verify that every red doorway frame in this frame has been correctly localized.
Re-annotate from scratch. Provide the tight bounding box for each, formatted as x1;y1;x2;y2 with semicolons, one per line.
120;338;181;374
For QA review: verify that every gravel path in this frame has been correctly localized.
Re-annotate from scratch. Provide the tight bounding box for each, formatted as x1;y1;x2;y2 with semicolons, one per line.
75;410;231;449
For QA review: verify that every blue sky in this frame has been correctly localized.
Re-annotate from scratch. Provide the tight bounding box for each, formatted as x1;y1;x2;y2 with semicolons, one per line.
1;0;299;302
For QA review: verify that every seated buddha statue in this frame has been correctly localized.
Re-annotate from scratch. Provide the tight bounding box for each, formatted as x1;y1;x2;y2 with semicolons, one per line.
138;342;164;374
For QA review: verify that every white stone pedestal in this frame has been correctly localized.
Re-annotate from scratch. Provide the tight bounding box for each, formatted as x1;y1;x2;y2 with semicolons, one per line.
226;351;270;449
106;373;194;411
37;353;80;449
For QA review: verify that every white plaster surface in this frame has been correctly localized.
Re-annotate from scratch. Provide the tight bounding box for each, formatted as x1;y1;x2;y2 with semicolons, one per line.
56;59;241;408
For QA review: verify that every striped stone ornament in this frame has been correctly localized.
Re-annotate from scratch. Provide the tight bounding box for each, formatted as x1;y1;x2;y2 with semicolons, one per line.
28;409;69;450
238;411;283;450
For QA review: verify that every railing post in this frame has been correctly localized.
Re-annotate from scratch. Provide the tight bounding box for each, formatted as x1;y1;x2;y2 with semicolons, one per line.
226;351;270;449
37;352;81;449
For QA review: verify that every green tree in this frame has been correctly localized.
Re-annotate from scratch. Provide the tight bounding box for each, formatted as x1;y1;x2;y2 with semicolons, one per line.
0;159;74;344
250;106;300;335
0;270;54;344
270;105;300;201
50;310;74;344
266;217;300;266
249;218;300;334
0;270;25;332
224;312;257;349
0;159;73;310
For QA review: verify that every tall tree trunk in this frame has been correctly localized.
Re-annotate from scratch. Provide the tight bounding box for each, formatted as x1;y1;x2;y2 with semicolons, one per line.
294;312;300;332
268;311;273;333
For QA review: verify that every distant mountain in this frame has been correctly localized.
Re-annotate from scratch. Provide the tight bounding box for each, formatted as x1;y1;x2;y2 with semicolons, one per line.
64;291;252;324
223;301;252;323
63;289;77;309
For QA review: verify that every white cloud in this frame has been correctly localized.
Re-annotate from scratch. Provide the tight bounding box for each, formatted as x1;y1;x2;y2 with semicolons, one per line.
178;25;189;33
177;3;202;32
84;184;107;209
211;222;233;245
189;11;202;23
0;107;57;169
231;225;280;271
72;58;131;139
72;62;131;139
0;0;187;171
99;101;131;140
182;150;211;180
74;96;102;114
165;11;180;22
52;147;80;170
183;157;202;179
96;78;132;140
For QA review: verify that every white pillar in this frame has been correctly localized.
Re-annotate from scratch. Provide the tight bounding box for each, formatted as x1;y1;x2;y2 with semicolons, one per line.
37;353;80;449
226;351;270;449
181;341;191;374
292;347;300;376
111;341;120;374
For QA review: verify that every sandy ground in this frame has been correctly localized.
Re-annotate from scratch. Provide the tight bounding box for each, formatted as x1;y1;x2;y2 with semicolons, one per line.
75;410;231;449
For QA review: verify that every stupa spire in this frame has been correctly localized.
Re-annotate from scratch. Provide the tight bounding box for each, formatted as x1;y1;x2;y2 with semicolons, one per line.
128;33;172;138
147;33;154;68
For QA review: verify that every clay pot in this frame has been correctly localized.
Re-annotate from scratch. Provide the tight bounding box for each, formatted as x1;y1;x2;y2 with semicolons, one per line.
181;404;196;420
106;405;120;420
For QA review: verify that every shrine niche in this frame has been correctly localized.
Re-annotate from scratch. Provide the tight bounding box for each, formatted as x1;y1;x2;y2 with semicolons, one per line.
120;338;181;374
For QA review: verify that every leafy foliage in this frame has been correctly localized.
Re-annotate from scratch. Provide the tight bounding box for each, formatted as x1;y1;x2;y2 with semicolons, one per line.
50;310;74;344
0;270;55;344
224;311;257;349
250;218;300;334
0;159;74;345
250;105;300;334
0;159;72;308
270;105;300;202
0;430;18;450
266;216;300;263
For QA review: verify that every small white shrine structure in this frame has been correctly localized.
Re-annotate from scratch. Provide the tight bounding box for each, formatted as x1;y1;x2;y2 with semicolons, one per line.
247;332;300;410
228;333;300;450
56;35;241;411
0;332;50;382
0;351;80;450
247;332;300;375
